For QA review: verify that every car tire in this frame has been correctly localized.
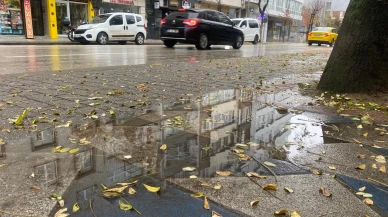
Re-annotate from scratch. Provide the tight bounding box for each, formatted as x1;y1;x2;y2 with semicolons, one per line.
330;40;335;47
164;40;177;48
252;35;259;45
97;32;108;45
206;44;211;49
195;33;208;50
308;42;312;46
118;41;127;45
318;43;322;46
80;41;90;45
135;33;145;45
232;34;243;49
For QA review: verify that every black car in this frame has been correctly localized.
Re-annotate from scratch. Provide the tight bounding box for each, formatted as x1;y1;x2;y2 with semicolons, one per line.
160;9;244;50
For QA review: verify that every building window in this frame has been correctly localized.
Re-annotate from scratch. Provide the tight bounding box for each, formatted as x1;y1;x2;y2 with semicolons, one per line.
31;129;56;151
326;2;331;10
75;149;94;176
77;185;96;202
35;161;58;186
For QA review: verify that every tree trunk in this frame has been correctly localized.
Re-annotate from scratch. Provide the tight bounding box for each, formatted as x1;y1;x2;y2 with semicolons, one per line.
317;0;388;92
259;23;263;43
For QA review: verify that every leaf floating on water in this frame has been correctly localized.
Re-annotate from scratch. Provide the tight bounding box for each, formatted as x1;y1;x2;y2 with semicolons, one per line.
204;196;210;210
54;208;70;217
117;180;138;186
246;172;267;179
363;193;373;198
103;186;128;198
250;200;259;206
119;200;133;211
356;164;366;170
160;144;167;150
328;166;337;170
380;165;386;173
319;188;332;197
216;171;231;176
312;168;323;175
73;203;80;213
356;192;366;196
182;167;196;172
212;211;222;217
101;184;108;190
128;187;136;195
191;192;203;198
274;209;288;215
290;210;302;217
284;187;294;193
359;186;366;192
69;148;79;154
143;184;160;193
264;161;277;167
363;198;373;206
79;138;91;145
263;184;277;191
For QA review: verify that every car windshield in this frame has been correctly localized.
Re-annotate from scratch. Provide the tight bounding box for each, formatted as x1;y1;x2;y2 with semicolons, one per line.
312;27;330;32
232;20;242;25
166;12;198;19
91;14;110;24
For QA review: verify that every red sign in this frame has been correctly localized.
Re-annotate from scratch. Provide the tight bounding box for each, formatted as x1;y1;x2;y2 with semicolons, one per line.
109;0;135;5
24;0;34;39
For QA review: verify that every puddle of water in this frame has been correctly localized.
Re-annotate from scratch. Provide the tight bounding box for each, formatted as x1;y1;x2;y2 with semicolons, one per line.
0;88;357;216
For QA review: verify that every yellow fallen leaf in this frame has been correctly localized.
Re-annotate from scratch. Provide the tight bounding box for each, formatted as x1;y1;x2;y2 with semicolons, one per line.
246;172;267;179
160;144;167;150
216;171;231;176
101;184;108;190
212;211;222;217
363;193;373;198
119;200;133;211
69;148;79;154
312;168;323;175
59;148;70;153
319;188;332;197
204;196;210;210
73;203;80;212
128;187;136;194
143;184;160;193
54;208;69;217
372;164;377;169
250;200;259;206
0;164;6;168
356;192;366;196
263;184;277;191
356;164;366;170
274;209;288;215
353;139;362;144
363;132;368;137
376;155;386;163
79;138;91;145
201;183;210;187
117;180;138;186
214;183;222;190
329;166;337;170
284;187;294;193
191;192;203;198
357;154;366;159
359;186;366;192
52;146;62;153
380;165;386;173
189;175;198;179
264;161;277;167
363;198;373;205
290;210;301;217
182;167;196;172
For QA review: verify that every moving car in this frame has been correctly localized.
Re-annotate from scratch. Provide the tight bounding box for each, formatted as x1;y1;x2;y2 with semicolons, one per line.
307;27;338;46
232;18;260;44
73;12;147;45
160;9;244;50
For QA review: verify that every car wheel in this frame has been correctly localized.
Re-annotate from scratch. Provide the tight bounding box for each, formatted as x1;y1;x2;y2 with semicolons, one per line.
252;35;259;45
318;43;322;46
163;40;177;48
206;44;211;49
97;32;108;45
233;34;243;49
135;33;145;45
118;41;127;45
195;34;208;50
308;42;312;46
330;40;335;47
80;41;90;45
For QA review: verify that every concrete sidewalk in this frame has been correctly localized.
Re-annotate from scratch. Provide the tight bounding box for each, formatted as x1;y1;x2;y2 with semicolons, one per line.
0;35;163;45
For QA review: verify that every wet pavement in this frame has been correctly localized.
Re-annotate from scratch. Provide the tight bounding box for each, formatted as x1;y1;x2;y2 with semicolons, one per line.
0;43;331;74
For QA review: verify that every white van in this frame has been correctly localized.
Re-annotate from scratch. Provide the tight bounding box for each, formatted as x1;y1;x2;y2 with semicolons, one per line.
73;12;147;45
232;18;260;44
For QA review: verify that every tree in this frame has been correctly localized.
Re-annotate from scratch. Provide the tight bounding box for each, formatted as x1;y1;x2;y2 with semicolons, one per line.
91;0;102;16
281;8;293;42
304;0;325;40
317;0;388;92
258;0;269;42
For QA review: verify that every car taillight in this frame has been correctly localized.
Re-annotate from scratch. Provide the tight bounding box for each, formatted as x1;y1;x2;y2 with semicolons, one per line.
144;24;147;31
161;19;166;26
325;33;331;37
178;8;185;12
183;19;199;27
308;33;312;36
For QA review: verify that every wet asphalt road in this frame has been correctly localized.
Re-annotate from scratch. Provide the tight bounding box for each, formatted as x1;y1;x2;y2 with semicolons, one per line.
0;43;332;74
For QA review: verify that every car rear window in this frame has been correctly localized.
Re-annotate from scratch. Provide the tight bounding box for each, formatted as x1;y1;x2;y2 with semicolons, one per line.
312;27;330;32
166;12;198;19
232;20;242;25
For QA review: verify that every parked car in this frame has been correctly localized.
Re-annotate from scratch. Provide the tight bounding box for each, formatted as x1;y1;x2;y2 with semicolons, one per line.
231;18;260;44
307;27;338;46
160;9;244;50
73;12;147;45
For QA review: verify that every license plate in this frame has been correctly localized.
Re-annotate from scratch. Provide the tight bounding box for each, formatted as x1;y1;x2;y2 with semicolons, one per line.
74;34;81;38
167;29;179;33
315;34;322;36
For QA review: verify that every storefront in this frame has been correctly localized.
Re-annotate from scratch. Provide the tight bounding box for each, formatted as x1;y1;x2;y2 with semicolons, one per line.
55;0;90;34
100;0;141;14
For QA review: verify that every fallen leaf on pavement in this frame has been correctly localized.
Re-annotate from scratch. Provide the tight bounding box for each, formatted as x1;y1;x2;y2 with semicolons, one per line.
363;198;373;205
359;186;366;192
356;164;366;170
274;209;288;215
380;165;386;173
357;125;363;129
69;148;79;154
353;139;362;144
31;185;40;190
372;164;377;169
214;183;222;190
212;211;222;217
0;138;5;145
191;192;204;198
128;187;136;194
284;187;294;193
117;180;138;186
264;161;277;167
79;138;91;145
160;144;167;150
101;184;108;190
54;208;69;217
263;184;277;191
357;154;366;159
143;184;160;193
182;167;196;172
236;143;248;148
0;164;6;168
216;171;231;176
319;188;332;197
201;183;210;187
59;148;70;153
290;210;302;217
250;200;259;206
363;132;368;137
312;168;323;175
204;197;210;210
246;172;267;179
189;175;198;179
73;203;80;212
376;155;386;163
103;186;128;198
329;166;337;170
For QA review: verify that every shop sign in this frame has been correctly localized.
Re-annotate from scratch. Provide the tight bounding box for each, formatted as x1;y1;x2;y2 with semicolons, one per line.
169;0;178;7
24;0;34;39
103;0;135;5
182;0;190;9
154;0;160;9
0;5;7;10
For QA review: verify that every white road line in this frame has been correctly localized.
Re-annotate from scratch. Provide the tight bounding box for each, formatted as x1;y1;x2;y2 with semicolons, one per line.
5;52;135;58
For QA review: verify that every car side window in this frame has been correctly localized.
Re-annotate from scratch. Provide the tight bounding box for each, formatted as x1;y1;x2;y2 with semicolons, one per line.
136;16;142;22
126;15;136;25
206;11;219;22
240;20;247;28
332;29;337;33
198;12;207;20
249;20;258;28
110;15;123;25
217;12;232;25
